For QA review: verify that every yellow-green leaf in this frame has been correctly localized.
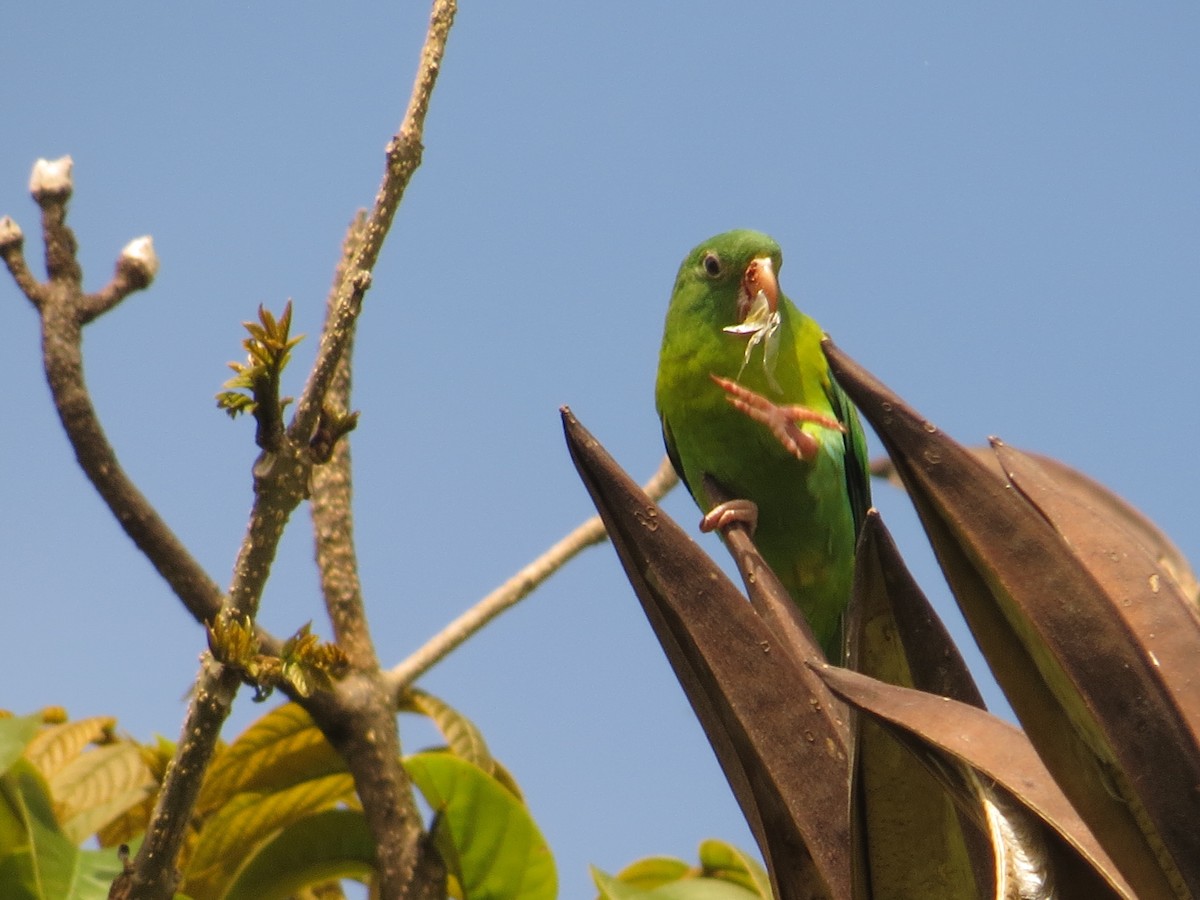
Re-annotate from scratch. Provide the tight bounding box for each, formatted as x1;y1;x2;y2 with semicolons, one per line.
24;718;115;783
197;704;345;816
223;808;374;900
592;865;759;899
612;856;692;890
697;840;770;897
183;772;355;899
51;742;155;844
400;690;494;775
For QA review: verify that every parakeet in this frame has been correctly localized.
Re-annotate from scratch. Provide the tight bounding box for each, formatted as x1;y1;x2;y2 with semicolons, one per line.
655;229;870;658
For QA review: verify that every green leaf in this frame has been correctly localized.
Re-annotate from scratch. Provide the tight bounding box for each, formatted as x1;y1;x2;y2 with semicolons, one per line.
0;717;42;776
404;752;555;900
593;867;653;900
601;844;769;899
222;808;375;900
0;760;122;900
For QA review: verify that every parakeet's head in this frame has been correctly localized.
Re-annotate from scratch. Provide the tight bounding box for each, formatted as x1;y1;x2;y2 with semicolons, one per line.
669;229;784;328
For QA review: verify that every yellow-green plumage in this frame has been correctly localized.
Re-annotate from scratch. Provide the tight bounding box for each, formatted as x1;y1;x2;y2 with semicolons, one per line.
655;230;870;657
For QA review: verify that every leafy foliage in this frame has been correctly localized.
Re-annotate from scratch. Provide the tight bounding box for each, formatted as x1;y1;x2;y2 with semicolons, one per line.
594;839;771;899
207;616;349;702
215;302;305;450
408;752;556;900
215;302;303;419
0;695;555;900
0;715;126;900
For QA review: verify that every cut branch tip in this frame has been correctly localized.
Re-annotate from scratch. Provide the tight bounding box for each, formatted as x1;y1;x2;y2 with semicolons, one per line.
0;216;23;252
118;235;159;286
29;156;74;203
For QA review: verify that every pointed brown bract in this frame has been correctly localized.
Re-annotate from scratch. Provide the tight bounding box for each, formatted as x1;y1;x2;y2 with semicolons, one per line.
563;407;852;900
871;447;1200;605
845;511;1137;898
813;665;1134;898
824;339;1200;899
846;512;995;898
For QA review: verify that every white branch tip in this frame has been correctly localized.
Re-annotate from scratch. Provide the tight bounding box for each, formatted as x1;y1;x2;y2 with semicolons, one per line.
120;235;160;282
29;156;74;200
0;216;23;250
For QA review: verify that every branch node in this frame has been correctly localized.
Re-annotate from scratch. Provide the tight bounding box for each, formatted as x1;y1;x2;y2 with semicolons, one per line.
310;406;360;464
351;269;372;296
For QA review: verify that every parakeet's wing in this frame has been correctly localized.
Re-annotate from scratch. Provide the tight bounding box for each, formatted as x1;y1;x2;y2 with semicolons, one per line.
826;373;871;535
660;414;696;502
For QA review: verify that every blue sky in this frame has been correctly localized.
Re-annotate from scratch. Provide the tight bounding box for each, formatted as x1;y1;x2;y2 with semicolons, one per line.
2;3;1197;894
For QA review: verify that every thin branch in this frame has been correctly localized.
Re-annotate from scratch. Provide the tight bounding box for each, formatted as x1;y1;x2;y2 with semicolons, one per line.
4;159;295;897
291;2;458;898
9;3;454;896
128;403;316;896
113;659;241;899
311;213;373;663
289;0;456;444
288;267;370;444
31;157;82;286
0;217;42;303
79;236;159;324
387;456;679;693
2;160;229;628
40;301;229;624
116;0;459;891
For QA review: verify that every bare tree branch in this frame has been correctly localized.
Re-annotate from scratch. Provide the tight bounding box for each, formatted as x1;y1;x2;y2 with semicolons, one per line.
289;0;456;446
2;159;228;628
110;660;241;900
80;236;159;323
31;156;82;285
138;3;461;891
0;217;41;302
312;212;372;660
305;215;442;894
387;456;679;693
291;3;459;896
6;3;475;897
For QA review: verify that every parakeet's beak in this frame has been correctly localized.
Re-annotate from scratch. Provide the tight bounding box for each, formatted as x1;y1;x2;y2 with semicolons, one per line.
736;257;779;323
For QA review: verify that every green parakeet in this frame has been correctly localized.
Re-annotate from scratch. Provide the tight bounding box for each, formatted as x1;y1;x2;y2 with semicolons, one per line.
655;229;870;658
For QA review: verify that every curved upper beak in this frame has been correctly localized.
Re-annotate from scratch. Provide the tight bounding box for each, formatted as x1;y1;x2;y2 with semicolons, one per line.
736;256;779;322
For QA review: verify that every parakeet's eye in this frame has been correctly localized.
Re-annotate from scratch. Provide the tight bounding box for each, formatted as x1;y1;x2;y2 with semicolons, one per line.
701;252;722;278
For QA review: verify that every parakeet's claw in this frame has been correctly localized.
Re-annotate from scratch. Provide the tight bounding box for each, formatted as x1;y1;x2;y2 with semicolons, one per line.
710;374;846;463
700;499;759;536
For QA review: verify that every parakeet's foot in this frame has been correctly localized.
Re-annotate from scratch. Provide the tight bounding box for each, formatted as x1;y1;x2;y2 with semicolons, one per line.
710;374;846;462
700;499;758;536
